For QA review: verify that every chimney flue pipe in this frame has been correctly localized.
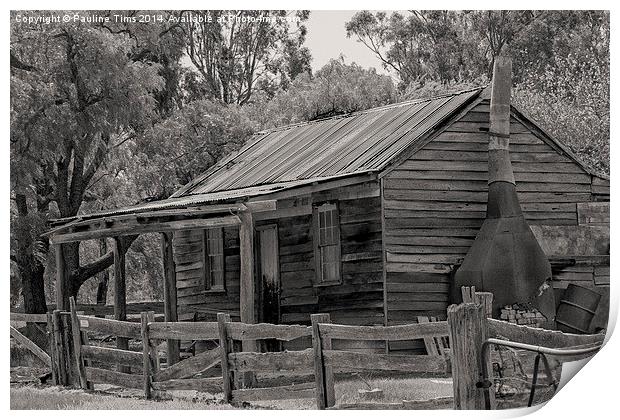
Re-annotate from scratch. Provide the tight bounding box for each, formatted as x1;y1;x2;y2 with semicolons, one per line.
452;53;556;326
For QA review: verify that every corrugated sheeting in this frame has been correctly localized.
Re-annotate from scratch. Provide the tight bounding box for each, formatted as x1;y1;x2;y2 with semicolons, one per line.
49;89;481;226
49;173;367;224
173;88;482;197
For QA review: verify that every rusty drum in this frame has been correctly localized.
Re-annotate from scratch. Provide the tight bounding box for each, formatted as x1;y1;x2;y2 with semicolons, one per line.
555;284;601;334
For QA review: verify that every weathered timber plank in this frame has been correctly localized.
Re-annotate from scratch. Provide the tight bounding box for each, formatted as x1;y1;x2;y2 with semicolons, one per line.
387;282;450;293
226;323;312;341
386;228;479;238
52;215;241;244
9;326;52;367
81;345;143;368
386;252;462;264
387;293;448;302
445;121;531;133
323;350;447;373
413;149;570;163
231;382;316;403
488;319;605;348
150;377;222;393
319;322;448;341
384;235;474;247
148;322;219;340
388;302;449;311
384;189;591;203
386;245;470;254
398;160;584;173
386;169;592;184
228;349;314;373
386;262;453;274
77;315;141;339
153;346;220;382
10;313;49;323
85;367;143;389
385;178;590;193
423;140;551;153
434;131;541;144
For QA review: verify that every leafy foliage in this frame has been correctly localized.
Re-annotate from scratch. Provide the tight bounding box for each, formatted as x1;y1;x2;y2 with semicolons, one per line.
183;10;311;105
347;10;610;175
250;58;396;128
133;100;257;199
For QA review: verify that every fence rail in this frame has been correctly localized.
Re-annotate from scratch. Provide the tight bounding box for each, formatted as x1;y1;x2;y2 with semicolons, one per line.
311;314;450;409
12;295;605;410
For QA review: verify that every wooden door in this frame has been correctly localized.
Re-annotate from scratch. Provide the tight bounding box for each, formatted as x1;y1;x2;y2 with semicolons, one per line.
257;225;280;326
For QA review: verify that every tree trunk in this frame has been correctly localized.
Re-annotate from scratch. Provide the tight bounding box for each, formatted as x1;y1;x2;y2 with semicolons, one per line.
19;257;47;314
13;193;47;314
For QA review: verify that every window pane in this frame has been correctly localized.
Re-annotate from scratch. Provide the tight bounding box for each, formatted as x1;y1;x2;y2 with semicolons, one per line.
204;228;225;290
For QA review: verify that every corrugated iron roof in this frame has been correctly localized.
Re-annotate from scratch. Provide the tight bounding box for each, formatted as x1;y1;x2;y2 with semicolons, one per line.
49;88;482;226
49;173;369;224
172;88;483;197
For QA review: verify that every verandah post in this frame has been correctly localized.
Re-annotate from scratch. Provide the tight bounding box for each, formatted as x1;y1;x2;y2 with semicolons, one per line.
112;236;130;373
217;312;233;403
447;303;495;410
239;211;256;387
161;232;180;366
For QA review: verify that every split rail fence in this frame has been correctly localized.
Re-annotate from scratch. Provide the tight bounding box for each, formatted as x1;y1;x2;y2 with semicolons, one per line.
11;293;605;410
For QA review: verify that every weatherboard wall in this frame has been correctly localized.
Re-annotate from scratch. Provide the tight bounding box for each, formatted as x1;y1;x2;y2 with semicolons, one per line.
172;227;241;321
382;99;609;341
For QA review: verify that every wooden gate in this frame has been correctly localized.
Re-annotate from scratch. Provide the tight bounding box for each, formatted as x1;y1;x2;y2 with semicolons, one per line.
147;320;222;394
69;298;223;397
311;313;451;409
218;313;316;404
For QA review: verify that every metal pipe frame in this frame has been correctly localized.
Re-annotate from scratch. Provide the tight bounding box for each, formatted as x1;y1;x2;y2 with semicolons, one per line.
479;337;602;409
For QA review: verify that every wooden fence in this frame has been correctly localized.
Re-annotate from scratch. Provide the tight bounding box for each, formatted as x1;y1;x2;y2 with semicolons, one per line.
218;313;316;404
12;298;605;410
311;313;450;409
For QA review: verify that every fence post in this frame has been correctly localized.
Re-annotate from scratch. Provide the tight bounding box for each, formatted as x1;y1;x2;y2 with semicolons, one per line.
140;312;152;399
69;297;88;389
217;313;233;403
52;310;67;385
476;292;494;318
46;312;59;385
447;303;495;410
311;313;334;409
146;311;159;373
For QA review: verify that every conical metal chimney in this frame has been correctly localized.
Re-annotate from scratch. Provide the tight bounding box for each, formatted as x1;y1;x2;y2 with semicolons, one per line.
453;54;556;326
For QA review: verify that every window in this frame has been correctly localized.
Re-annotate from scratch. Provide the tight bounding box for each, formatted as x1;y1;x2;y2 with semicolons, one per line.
202;228;225;291
313;203;341;285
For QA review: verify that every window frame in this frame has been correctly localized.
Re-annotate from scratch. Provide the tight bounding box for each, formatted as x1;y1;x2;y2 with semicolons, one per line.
312;202;342;286
202;227;226;292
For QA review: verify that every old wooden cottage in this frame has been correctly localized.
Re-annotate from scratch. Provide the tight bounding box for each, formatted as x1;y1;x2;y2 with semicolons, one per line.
48;87;610;354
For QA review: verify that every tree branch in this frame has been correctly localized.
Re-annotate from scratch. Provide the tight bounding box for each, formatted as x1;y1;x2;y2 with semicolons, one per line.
70;234;138;286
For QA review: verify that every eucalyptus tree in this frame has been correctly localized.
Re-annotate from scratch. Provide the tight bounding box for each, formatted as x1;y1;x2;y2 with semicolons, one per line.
10;11;181;311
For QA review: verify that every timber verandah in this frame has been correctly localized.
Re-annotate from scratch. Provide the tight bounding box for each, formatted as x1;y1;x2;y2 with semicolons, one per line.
47;200;265;366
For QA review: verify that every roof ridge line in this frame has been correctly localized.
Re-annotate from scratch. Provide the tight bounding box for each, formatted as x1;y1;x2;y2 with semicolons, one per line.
255;86;486;135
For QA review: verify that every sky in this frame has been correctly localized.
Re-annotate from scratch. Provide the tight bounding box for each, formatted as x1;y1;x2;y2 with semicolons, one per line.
304;10;390;75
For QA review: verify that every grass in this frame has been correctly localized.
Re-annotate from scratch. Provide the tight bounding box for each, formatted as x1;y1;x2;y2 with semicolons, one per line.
250;374;454;409
10;374;453;410
10;385;237;410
